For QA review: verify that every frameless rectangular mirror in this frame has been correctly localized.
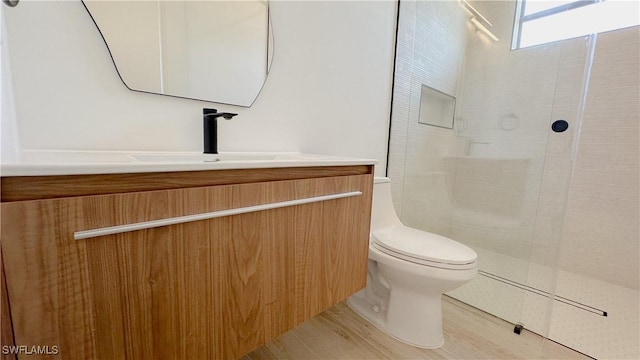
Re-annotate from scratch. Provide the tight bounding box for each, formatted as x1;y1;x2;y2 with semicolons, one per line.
418;84;456;129
82;0;273;107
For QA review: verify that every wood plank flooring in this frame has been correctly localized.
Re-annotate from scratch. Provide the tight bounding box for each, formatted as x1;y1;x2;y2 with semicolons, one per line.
243;296;591;359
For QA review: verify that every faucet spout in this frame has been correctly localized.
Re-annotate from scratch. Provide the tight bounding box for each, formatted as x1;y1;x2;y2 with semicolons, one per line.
203;108;238;120
203;108;238;154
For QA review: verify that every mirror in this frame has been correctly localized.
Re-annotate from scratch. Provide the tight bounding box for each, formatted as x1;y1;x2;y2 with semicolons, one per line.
82;0;273;107
418;84;456;129
2;0;20;7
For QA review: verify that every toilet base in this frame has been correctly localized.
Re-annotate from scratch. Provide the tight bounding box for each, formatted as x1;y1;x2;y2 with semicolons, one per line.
347;291;445;349
349;177;477;349
346;245;477;349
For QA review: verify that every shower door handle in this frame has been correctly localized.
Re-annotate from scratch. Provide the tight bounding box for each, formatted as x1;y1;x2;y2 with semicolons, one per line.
551;120;569;133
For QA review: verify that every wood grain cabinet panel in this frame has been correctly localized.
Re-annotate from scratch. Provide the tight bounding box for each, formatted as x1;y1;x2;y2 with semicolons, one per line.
1;172;373;359
1;257;16;360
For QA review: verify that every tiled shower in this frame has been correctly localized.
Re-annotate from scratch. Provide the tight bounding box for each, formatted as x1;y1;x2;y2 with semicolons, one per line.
388;1;639;359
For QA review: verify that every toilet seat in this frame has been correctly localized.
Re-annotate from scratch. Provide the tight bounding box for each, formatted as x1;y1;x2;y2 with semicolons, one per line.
372;225;477;270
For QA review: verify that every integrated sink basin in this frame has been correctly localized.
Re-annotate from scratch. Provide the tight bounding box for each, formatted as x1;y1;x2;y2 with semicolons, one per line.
129;153;280;162
2;150;377;176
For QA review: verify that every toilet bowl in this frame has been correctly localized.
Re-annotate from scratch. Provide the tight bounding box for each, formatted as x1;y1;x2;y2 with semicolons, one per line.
347;177;477;349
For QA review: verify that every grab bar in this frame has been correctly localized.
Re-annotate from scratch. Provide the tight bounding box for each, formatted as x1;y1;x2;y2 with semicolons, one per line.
74;191;362;240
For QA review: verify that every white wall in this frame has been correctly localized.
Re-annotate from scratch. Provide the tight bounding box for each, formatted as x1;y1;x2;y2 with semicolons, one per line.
1;8;19;163
1;1;396;176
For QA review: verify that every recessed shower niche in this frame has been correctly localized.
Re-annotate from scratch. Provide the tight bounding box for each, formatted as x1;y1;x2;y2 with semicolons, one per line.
418;85;456;129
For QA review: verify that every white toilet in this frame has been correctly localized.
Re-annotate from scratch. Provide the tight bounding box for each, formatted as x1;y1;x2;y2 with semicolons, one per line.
347;177;478;349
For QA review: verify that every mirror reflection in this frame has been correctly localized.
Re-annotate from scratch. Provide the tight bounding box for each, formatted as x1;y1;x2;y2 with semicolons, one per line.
83;0;272;107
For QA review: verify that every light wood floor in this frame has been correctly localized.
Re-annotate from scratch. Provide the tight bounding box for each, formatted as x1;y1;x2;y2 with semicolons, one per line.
243;296;591;360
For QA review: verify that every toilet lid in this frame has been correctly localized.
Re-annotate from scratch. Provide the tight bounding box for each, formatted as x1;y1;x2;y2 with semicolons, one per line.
372;225;477;270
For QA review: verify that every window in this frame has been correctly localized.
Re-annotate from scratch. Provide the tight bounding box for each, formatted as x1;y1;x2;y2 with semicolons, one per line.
512;0;640;49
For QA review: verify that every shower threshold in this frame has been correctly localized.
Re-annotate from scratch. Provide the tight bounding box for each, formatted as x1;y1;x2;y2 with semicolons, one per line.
478;270;607;317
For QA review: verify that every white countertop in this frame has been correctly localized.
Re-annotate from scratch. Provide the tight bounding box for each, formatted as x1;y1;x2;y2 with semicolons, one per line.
1;150;377;177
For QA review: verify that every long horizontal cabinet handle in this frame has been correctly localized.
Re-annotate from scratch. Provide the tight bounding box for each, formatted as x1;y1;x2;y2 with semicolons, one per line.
74;191;363;240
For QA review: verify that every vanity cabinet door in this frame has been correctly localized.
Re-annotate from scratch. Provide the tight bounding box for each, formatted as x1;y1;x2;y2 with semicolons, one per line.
1;174;372;360
1;258;15;360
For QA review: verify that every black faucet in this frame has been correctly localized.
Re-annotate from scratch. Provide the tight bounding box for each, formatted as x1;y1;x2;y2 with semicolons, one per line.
203;108;238;154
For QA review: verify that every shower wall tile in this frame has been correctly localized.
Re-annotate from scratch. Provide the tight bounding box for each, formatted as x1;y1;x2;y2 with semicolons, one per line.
529;37;588;269
558;26;640;291
387;0;416;214
388;0;467;219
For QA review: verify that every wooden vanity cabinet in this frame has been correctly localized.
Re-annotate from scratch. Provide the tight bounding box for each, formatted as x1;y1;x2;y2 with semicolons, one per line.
0;167;373;359
1;259;15;360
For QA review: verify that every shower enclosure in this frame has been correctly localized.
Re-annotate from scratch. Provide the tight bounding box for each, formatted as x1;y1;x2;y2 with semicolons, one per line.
388;1;639;359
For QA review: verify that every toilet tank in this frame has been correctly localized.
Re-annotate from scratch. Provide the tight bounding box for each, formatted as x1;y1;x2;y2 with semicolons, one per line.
371;177;402;231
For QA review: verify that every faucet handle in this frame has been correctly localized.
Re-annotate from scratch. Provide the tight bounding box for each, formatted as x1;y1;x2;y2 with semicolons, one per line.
203;108;218;115
221;113;238;120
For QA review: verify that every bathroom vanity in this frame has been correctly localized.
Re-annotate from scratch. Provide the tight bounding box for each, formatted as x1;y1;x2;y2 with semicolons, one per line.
0;152;375;359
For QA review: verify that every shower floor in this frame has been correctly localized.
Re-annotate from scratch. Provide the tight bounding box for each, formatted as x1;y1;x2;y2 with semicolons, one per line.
447;247;640;359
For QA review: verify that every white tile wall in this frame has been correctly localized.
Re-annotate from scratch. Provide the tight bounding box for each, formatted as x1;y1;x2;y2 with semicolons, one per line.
388;0;467;221
388;0;417;213
558;27;640;290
